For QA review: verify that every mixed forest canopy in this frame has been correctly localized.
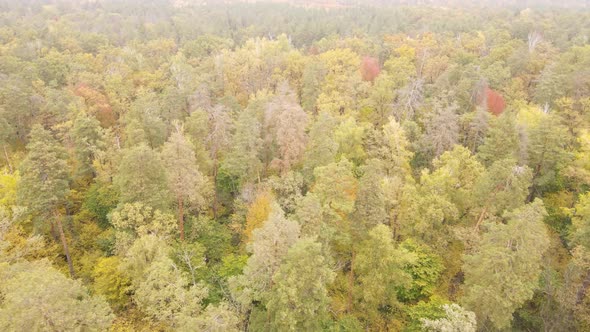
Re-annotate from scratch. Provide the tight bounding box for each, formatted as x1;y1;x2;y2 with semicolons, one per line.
0;0;590;330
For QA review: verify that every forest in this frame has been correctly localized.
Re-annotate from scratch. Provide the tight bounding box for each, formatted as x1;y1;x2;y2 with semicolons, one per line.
0;0;590;331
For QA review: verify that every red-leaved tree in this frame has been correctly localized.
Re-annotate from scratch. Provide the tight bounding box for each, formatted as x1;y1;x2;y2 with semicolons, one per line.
360;56;380;82
485;87;506;116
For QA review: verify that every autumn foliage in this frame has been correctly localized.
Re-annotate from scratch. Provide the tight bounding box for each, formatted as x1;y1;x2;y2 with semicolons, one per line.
243;190;273;243
484;87;506;116
74;83;116;127
360;56;380;82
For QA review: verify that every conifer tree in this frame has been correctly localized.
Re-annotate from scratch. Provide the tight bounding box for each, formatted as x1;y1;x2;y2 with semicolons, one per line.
18;125;74;276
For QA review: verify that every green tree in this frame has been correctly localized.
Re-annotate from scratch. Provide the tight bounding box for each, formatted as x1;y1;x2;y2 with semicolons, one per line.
109;202;177;252
421;303;477;332
113;144;169;210
526;113;570;198
473;159;533;230
303;112;338;181
0;260;113;331
374;117;414;178
71;111;105;183
224;105;263;185
312;157;358;223
354;224;415;329
133;255;208;328
354;159;387;231
267;239;335;331
462;199;549;329
477;113;522;166
334;117;368;165
123;91;168;148
230;203;300;310
18;125;74;276
162;128;211;240
178;302;240;332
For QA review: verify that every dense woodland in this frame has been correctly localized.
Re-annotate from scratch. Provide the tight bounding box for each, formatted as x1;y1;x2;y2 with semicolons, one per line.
1;0;590;331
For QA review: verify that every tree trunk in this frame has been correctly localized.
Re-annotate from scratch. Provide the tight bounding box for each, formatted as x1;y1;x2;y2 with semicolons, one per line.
2;145;12;173
212;158;219;219
178;195;185;241
575;269;590;305
54;213;75;278
474;206;488;232
347;250;355;313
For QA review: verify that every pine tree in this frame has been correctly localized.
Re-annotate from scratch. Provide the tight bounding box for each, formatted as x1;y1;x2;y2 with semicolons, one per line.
71;111;105;183
162;127;210;240
477;113;521;166
18;125;74;276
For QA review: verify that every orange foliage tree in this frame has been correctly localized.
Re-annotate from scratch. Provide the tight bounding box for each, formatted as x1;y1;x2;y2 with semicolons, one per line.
360;56;380;82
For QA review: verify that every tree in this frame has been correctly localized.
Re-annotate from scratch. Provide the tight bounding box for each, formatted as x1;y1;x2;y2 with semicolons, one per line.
123;91;168;148
354;159;387;231
268;171;304;214
178;302;241;332
312;157;358;223
462;200;549;329
473;159;533;230
206;105;233;217
484;87;506;116
566;193;590;322
113;144;169;211
92;256;132;310
242;190;273;244
230;204;300;309
429;146;485;217
267;239;335;331
374;117;414;178
0;260;113;331
0;105;15;171
525;113;570;198
566;130;590;189
294;193;324;238
571;193;590;250
366;73;396;126
316;48;362;115
133;255;208;328
477;113;522;166
334;117;368;165
360;56;380;82
302;112;338;181
354;224;414;328
397;239;444;303
266;83;309;174
423;99;460;159
162;127;211;241
421;304;477;332
462;106;490;154
301;60;326;114
18;125;74;277
109;203;177;252
224;105;264;185
71;111;105;183
184;108;213;174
